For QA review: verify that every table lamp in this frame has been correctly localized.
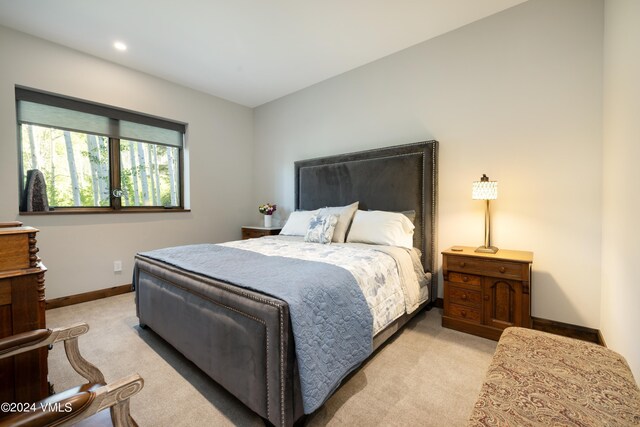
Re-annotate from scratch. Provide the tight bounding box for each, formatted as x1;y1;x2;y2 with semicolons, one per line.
472;174;498;253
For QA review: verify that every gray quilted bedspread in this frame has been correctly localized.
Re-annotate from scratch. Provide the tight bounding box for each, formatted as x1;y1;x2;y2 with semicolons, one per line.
139;243;373;413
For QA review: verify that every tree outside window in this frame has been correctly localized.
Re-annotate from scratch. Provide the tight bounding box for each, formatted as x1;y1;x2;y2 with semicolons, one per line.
17;87;185;212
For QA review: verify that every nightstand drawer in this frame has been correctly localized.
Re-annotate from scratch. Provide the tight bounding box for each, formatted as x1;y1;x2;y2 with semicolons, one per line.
448;272;481;286
446;303;481;323
447;285;481;308
241;227;282;240
242;229;264;239
447;255;524;280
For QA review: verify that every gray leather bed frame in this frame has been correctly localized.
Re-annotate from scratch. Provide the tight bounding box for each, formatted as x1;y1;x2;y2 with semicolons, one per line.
135;140;438;426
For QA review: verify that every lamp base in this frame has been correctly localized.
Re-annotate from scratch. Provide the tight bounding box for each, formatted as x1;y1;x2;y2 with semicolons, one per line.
475;245;499;254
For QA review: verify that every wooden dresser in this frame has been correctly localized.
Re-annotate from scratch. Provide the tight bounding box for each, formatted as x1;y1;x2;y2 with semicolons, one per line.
442;246;533;341
0;222;48;404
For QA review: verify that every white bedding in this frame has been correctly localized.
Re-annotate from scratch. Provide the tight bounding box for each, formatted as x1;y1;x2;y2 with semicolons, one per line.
220;235;430;334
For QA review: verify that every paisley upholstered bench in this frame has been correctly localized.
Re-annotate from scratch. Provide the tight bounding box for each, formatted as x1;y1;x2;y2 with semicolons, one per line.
468;327;640;426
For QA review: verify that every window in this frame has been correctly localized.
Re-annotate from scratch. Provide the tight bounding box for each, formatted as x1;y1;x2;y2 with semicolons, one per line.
16;87;186;213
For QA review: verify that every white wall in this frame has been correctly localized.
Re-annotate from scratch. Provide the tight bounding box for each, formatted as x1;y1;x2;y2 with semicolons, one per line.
0;26;255;299
2;0;635;376
601;0;640;380
254;0;604;328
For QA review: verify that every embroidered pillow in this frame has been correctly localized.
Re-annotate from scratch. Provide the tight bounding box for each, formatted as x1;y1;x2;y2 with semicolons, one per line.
304;213;338;244
317;201;359;243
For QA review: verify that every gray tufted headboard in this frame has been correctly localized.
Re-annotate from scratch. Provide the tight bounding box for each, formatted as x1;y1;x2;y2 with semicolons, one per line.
295;140;438;303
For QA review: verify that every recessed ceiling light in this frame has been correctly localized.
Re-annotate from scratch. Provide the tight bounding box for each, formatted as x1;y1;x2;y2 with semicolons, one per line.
114;41;127;51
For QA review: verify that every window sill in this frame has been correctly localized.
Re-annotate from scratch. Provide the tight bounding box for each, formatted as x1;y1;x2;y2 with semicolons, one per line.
19;208;191;215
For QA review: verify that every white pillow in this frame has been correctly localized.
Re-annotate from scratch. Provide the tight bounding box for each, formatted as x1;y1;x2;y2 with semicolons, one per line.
279;210;318;236
318;201;359;243
346;210;415;249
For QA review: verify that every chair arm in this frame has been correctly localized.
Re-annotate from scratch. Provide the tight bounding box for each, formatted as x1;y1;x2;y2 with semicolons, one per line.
0;322;105;384
0;323;142;427
0;329;52;357
0;374;144;427
63;374;144;427
0;323;89;359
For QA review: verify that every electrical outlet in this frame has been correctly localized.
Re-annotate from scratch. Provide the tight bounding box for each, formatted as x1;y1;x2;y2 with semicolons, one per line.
113;260;122;272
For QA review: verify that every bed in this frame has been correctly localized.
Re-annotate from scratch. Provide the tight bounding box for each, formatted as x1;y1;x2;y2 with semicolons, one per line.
134;140;438;426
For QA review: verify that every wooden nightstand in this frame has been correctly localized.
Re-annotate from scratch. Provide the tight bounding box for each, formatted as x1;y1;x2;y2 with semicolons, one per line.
241;226;282;240
442;246;533;341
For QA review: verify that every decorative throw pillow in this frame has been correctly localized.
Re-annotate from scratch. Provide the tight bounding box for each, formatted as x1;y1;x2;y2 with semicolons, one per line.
318;201;359;243
304;213;338;244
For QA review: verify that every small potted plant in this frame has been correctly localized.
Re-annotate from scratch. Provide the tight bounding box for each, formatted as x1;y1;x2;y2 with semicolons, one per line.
258;203;277;227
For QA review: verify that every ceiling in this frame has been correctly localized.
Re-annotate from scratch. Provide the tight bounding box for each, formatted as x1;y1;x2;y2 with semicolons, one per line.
0;0;527;107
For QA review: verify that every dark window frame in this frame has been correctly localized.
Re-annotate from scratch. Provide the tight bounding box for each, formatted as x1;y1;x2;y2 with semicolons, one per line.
16;87;187;214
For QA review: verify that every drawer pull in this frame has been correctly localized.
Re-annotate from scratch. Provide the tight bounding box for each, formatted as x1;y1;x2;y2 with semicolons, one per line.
460;310;467;317
499;267;506;273
459;262;466;268
462;276;469;282
461;294;468;300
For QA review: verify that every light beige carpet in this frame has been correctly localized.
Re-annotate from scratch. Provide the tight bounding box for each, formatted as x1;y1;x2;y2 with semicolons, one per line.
46;293;496;426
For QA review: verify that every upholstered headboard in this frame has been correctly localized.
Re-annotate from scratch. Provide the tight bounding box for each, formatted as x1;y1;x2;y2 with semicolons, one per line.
295;140;438;303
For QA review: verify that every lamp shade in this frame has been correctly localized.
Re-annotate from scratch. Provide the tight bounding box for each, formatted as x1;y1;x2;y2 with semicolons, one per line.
472;174;497;200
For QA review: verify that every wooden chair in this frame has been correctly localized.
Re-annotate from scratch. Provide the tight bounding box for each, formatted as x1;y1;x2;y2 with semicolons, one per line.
0;323;143;427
